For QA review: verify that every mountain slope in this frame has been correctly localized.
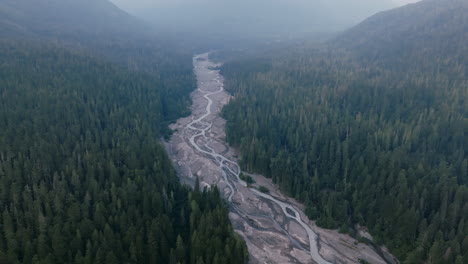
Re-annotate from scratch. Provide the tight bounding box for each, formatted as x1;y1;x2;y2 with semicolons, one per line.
335;0;468;73
0;1;249;264
218;0;468;263
0;0;196;125
0;40;248;264
137;0;396;40
0;0;145;37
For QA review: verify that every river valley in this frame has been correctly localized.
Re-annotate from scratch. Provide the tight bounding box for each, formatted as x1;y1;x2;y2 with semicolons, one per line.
164;53;397;264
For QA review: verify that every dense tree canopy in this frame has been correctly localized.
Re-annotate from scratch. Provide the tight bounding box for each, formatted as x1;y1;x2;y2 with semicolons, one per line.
0;41;247;264
220;2;468;261
0;0;249;263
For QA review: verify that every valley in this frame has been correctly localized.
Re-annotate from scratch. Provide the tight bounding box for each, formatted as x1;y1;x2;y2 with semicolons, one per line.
1;0;466;263
165;53;397;264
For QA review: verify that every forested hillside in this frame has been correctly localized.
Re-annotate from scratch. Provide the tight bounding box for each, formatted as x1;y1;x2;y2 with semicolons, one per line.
0;0;196;124
0;40;247;264
0;0;248;263
335;0;468;75
220;0;468;263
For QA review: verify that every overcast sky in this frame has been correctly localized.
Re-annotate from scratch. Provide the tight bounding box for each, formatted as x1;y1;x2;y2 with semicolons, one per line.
111;0;421;13
393;0;420;4
109;0;424;38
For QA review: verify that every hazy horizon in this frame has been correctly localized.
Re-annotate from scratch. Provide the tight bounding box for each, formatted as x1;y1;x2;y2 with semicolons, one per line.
109;0;423;39
111;0;421;13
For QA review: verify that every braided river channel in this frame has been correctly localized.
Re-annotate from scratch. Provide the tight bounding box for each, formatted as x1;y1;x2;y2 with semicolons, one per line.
165;53;397;264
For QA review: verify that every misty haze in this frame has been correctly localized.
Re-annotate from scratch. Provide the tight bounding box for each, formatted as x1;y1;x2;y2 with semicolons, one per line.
0;0;466;264
113;0;405;37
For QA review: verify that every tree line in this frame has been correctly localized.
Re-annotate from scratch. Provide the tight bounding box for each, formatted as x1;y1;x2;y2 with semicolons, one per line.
220;45;467;263
0;41;248;264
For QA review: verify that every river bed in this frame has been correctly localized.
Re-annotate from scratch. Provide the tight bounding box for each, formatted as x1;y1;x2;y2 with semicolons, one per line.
164;53;397;264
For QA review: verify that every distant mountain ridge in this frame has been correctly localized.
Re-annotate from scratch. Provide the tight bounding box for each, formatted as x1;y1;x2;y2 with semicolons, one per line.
137;0;397;39
334;0;468;73
0;0;146;37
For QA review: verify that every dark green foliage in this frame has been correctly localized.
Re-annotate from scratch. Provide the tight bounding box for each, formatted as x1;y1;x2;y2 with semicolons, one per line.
335;0;468;75
186;184;249;264
0;0;196;126
258;186;270;194
222;51;467;262
239;173;255;184
220;1;468;262
0;41;247;264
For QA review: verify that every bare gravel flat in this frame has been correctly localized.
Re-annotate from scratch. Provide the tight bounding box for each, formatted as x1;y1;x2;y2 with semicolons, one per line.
164;53;397;264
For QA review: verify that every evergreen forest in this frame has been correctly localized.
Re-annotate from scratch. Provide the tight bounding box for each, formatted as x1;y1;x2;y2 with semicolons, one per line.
0;0;248;262
0;40;247;264
220;0;468;263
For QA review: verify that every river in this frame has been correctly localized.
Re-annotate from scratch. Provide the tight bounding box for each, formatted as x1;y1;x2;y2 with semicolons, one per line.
165;53;396;264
